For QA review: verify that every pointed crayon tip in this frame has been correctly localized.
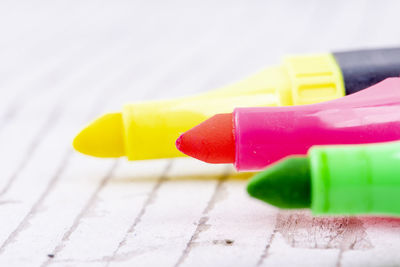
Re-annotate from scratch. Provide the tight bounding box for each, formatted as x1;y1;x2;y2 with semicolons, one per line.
247;156;311;209
175;134;183;151
73;112;125;158
175;113;235;164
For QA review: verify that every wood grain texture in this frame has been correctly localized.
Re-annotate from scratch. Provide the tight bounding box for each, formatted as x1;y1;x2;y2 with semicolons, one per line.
0;0;400;266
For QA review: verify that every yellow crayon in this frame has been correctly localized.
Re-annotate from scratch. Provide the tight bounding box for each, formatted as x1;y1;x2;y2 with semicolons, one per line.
73;48;400;160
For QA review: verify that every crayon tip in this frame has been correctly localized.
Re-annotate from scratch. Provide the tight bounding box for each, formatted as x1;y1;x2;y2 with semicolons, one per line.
247;156;311;209
73;112;125;157
176;113;235;164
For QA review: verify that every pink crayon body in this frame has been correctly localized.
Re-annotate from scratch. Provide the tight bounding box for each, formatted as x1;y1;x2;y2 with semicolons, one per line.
234;78;400;171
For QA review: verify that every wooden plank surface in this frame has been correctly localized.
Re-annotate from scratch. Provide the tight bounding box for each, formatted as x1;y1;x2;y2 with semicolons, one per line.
0;1;400;266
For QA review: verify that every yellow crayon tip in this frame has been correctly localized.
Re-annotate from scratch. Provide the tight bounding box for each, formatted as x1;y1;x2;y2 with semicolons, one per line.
73;112;125;157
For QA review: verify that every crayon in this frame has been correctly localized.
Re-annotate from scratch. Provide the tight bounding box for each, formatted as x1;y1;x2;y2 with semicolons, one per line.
247;141;400;217
73;48;400;160
177;78;400;171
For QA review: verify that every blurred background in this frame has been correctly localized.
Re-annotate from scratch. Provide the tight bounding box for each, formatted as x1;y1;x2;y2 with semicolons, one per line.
1;0;400;118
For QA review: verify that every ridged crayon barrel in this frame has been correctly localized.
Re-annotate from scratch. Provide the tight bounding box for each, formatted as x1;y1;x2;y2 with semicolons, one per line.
234;78;400;171
309;141;400;216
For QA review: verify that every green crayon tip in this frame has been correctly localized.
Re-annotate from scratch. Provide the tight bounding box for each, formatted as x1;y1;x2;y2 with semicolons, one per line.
247;157;311;209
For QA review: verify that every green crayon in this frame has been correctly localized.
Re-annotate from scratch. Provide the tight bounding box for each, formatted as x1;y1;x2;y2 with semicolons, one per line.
247;141;400;216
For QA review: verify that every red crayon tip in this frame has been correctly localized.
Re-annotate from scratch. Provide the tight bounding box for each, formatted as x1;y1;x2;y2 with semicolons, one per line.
176;113;235;163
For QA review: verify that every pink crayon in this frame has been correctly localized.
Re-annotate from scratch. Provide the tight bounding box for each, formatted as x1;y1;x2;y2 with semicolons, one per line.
177;78;400;171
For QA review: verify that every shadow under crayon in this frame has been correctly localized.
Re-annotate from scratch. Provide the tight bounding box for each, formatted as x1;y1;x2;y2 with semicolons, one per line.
110;158;257;183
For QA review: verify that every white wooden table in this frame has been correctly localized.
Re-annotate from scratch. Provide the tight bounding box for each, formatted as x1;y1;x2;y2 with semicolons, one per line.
1;1;400;266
